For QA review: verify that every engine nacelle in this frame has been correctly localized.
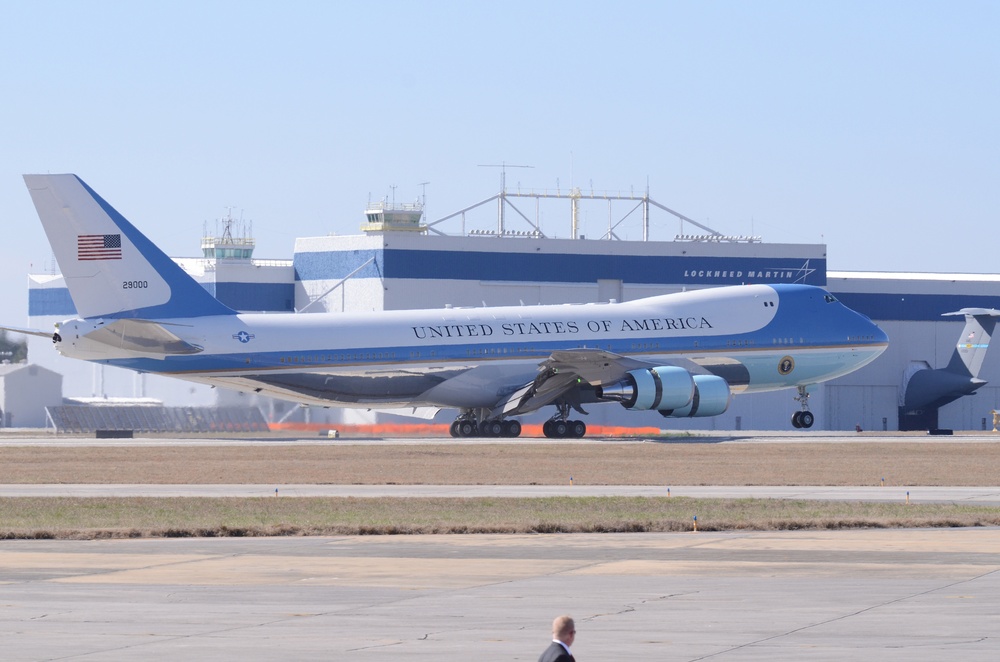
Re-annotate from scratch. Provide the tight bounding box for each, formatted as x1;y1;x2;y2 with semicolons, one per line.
661;375;731;418
596;366;694;411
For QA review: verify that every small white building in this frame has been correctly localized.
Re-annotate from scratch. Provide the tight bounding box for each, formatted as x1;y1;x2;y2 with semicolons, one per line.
0;363;62;428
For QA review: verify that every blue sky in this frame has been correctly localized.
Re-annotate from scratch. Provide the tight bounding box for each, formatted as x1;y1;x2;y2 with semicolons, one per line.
2;1;998;319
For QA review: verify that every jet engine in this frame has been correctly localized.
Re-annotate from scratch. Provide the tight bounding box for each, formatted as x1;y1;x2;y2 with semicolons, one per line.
660;375;731;418
596;366;695;411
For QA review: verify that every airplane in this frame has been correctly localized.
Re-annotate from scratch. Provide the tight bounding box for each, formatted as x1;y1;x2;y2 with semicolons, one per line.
900;307;999;430
5;174;889;437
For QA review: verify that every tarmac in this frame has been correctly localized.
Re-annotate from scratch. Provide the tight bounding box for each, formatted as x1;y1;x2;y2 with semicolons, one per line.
3;530;999;661
2;484;1000;505
2;431;999;660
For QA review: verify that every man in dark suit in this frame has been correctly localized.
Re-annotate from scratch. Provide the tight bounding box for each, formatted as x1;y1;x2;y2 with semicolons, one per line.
538;615;576;662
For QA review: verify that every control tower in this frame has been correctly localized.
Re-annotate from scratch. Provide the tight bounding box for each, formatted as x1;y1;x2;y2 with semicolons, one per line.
201;210;256;259
361;199;427;233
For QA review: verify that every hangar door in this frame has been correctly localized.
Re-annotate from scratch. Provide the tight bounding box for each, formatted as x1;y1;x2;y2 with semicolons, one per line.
825;385;898;431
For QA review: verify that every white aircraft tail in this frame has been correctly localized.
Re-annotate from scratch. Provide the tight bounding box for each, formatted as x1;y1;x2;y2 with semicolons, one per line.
23;174;235;320
942;308;1000;378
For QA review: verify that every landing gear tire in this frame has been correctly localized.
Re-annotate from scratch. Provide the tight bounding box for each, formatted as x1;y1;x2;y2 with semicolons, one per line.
543;419;585;438
791;411;815;429
450;421;460;437
457;420;476;437
503;419;522;438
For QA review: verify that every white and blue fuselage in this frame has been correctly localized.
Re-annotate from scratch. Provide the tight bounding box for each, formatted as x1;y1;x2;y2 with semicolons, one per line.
13;174;888;435
55;283;886;409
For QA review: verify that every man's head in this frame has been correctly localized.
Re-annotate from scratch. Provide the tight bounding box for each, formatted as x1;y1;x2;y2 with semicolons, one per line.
552;615;576;646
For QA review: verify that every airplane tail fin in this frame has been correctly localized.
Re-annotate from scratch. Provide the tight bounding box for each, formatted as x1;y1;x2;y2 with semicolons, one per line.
942;308;1000;378
23;174;235;320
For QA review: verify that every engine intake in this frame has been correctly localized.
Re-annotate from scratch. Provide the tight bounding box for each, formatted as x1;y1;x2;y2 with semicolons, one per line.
596;366;694;411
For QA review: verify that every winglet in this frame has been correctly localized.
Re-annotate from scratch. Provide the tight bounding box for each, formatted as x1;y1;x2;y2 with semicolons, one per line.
23;174;236;320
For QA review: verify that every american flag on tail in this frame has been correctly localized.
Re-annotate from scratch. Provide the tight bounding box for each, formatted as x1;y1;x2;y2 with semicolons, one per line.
77;234;122;260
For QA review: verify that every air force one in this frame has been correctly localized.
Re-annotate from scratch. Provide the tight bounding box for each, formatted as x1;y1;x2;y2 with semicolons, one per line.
6;174;888;437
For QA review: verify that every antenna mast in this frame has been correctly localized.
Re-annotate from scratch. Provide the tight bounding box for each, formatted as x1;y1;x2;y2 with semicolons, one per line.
478;162;533;235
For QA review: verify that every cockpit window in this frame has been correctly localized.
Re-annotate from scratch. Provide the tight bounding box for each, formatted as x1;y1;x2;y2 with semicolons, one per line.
824;294;838;303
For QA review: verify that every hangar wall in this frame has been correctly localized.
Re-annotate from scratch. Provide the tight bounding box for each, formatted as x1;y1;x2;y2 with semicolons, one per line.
292;232;827;311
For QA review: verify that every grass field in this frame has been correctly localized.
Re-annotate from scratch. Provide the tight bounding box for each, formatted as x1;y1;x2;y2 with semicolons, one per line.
2;441;999;539
2;441;999;485
3;496;999;540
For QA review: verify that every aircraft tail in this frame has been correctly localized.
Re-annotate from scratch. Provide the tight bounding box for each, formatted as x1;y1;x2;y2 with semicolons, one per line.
942;308;1000;378
901;308;999;414
23;174;235;320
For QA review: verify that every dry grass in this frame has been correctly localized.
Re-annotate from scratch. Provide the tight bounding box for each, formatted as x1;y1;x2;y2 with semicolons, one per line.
3;441;999;539
1;496;998;540
0;442;998;485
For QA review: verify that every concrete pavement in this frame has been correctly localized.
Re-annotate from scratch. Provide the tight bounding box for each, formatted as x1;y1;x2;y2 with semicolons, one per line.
3;483;1000;504
2;529;999;661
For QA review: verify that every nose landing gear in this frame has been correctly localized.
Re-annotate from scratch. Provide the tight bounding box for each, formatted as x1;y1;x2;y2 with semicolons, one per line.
791;410;815;428
791;385;814;428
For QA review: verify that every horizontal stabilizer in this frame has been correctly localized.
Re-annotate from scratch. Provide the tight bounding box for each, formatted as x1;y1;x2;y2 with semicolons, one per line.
81;319;203;355
942;308;1000;318
0;324;55;339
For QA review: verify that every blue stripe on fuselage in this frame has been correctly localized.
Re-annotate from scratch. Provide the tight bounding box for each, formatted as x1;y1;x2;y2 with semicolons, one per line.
97;285;886;375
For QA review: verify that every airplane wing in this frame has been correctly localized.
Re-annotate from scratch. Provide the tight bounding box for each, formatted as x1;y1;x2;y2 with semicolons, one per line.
497;348;698;417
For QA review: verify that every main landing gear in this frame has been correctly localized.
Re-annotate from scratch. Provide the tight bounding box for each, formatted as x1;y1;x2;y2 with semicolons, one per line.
449;415;522;438
449;402;589;438
791;385;815;429
542;418;587;438
542;402;587;438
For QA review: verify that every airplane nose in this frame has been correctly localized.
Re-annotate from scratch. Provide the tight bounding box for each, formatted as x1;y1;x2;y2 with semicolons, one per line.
870;320;889;345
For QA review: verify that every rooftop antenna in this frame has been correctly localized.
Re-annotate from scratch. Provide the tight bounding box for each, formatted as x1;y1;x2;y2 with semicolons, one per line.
418;181;430;207
478;162;533;235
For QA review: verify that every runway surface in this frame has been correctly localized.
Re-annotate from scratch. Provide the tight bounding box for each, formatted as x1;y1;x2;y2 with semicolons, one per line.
3;530;999;661
2;429;1000;446
0;428;1000;448
3;483;1000;505
2;430;999;659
